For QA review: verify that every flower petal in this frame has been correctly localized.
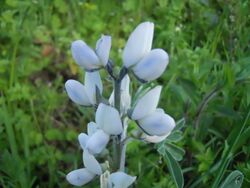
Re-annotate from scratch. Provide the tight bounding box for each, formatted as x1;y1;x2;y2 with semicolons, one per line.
83;150;102;175
120;75;131;113
123;22;154;68
96;35;111;66
133;49;169;81
131;86;162;120
86;129;110;154
87;122;99;136
96;103;123;135
109;171;136;188
65;80;92;106
66;168;95;186
78;133;89;150
85;71;103;104
142;133;170;143
71;40;100;70
109;75;131;115
138;110;175;136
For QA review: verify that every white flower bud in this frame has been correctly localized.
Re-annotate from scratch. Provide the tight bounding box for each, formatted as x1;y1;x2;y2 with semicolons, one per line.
85;71;103;104
71;40;101;70
96;103;123;135
138;110;175;136
123;22;154;68
79;123;109;154
83;150;102;175
132;49;169;81
109;171;136;188
96;35;111;66
131;86;162;120
86;129;109;154
65;80;92;106
66;168;95;186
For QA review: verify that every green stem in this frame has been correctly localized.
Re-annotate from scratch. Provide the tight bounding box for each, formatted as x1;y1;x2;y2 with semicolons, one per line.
112;68;128;171
114;80;121;112
112;78;121;171
119;118;128;171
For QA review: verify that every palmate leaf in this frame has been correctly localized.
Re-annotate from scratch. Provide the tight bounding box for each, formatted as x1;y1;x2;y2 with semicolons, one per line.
220;170;244;188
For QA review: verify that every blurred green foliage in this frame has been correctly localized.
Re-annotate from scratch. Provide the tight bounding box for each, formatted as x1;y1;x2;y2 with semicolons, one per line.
0;0;250;187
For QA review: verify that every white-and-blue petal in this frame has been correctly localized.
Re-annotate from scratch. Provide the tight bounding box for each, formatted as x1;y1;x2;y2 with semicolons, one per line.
86;129;109;154
123;22;154;68
96;103;123;135
133;49;169;81
87;122;99;136
71;40;101;70
85;71;103;104
83;150;102;175
131;86;162;120
138;110;175;136
109;171;136;188
65;80;92;106
78;133;89;150
96;35;112;66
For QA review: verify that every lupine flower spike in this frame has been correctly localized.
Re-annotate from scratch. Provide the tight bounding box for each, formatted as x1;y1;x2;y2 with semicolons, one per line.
65;22;175;187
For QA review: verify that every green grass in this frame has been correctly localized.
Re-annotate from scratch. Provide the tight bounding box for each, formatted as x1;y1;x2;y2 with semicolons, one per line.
0;0;250;187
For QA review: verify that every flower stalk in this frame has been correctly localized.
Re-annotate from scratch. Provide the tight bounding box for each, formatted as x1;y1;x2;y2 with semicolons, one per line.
112;68;127;172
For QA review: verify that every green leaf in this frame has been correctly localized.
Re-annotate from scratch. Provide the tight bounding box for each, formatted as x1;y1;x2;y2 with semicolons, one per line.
164;150;184;188
166;143;185;161
166;130;183;143
220;170;244;188
174;118;186;130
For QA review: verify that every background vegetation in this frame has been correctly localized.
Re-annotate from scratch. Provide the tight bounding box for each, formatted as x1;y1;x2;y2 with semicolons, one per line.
0;0;249;187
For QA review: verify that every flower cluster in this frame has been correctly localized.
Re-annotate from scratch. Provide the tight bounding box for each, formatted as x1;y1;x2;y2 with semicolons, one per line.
65;22;175;187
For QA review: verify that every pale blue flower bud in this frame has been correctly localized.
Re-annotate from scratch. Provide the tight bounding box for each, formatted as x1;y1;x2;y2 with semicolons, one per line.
138;109;175;136
86;129;109;154
78;123;109;155
109;171;136;188
132;49;169;81
65;71;102;106
71;40;101;70
65;80;92;106
66;168;95;186
96;103;123;135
